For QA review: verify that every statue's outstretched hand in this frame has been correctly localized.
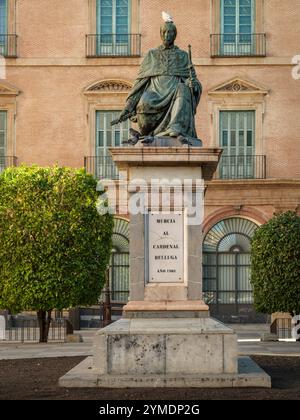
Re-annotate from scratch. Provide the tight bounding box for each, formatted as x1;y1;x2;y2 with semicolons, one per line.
111;108;135;126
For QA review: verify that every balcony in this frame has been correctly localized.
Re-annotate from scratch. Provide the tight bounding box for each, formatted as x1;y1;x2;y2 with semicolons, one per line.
210;33;266;57
86;154;266;181
86;34;141;57
85;155;120;180
0;35;18;58
0;156;18;173
214;155;266;180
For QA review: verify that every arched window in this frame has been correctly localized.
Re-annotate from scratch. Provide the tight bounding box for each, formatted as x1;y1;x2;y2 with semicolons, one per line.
203;217;262;322
109;218;129;302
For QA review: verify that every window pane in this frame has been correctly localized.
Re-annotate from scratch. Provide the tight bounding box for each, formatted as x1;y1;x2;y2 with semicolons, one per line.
115;131;120;146
221;111;228;129
203;253;217;265
0;0;7;34
224;16;235;25
0;132;5;147
239;130;244;147
222;131;228;147
96;110;130;155
97;0;129;36
0;111;6;130
106;130;112;147
219;253;235;265
101;7;113;16
224;6;236;14
230;131;236;147
0;111;6;157
218;292;235;304
98;131;104;147
247;130;252;146
237;292;253;304
222;0;254;53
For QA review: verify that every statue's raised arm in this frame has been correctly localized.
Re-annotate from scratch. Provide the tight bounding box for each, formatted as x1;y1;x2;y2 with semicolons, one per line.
112;12;202;145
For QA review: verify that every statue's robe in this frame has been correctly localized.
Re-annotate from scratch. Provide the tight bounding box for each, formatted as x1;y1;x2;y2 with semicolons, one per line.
125;45;202;138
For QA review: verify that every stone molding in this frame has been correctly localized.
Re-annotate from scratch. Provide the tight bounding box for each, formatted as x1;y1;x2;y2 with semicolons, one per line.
0;81;20;96
208;77;269;96
84;79;133;94
0;81;20;157
202;206;269;235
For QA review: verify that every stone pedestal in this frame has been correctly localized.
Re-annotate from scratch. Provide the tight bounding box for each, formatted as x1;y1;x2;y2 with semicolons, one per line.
59;145;271;388
112;146;220;317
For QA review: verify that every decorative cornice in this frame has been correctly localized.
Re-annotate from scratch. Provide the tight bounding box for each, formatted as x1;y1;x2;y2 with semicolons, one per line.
84;79;133;94
0;80;20;96
202;206;269;234
208;77;269;96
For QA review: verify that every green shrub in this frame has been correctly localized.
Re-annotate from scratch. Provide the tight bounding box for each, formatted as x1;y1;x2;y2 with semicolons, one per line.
0;166;113;341
251;211;300;316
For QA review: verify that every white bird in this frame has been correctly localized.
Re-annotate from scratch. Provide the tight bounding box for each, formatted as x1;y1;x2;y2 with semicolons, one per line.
162;11;173;23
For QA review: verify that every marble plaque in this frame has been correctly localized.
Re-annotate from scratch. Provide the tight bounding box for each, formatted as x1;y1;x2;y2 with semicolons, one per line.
148;212;184;283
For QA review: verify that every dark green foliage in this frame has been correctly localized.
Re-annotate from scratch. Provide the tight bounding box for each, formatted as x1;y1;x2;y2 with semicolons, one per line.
251;211;300;316
0;166;113;313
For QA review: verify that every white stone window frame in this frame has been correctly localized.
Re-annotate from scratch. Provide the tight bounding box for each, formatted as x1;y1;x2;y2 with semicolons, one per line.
0;80;19;158
83;79;133;157
208;77;269;156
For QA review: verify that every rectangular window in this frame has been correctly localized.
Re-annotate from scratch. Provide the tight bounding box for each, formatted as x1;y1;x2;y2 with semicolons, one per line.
219;111;255;179
0;0;7;34
95;111;130;178
221;0;254;55
0;0;7;55
96;0;130;55
0;110;7;172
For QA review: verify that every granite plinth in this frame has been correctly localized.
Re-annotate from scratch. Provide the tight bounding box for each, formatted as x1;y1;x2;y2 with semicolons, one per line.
59;317;271;388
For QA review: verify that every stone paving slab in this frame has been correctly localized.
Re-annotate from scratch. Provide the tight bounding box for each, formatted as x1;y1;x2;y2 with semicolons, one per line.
0;342;92;360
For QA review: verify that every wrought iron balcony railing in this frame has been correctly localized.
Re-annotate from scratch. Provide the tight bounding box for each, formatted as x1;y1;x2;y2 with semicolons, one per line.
85;155;120;180
0;34;18;58
86;34;141;57
0;156;18;173
210;33;266;57
86;154;266;181
214;155;266;180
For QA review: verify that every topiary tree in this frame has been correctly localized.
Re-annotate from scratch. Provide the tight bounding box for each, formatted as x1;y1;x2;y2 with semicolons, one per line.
0;166;113;342
251;211;300;318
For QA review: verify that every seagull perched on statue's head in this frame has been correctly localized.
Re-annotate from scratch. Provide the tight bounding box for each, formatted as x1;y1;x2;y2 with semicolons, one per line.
162;11;173;23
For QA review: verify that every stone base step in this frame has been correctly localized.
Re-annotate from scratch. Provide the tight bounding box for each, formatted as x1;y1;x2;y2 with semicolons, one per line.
59;356;271;388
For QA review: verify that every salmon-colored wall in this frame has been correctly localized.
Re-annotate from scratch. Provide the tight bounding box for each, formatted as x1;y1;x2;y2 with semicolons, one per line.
2;0;300;224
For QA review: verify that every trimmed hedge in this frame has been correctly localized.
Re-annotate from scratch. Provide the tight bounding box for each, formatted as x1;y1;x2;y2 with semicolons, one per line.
251;211;300;316
0;166;113;313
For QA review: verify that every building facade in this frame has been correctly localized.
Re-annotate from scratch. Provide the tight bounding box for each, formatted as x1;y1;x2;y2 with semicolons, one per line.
1;0;300;323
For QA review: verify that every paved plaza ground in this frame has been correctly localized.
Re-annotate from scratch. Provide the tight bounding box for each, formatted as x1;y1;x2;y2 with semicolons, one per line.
1;326;300;360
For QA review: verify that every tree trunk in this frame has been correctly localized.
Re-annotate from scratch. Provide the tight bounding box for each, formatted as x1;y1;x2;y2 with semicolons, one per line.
37;310;52;343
